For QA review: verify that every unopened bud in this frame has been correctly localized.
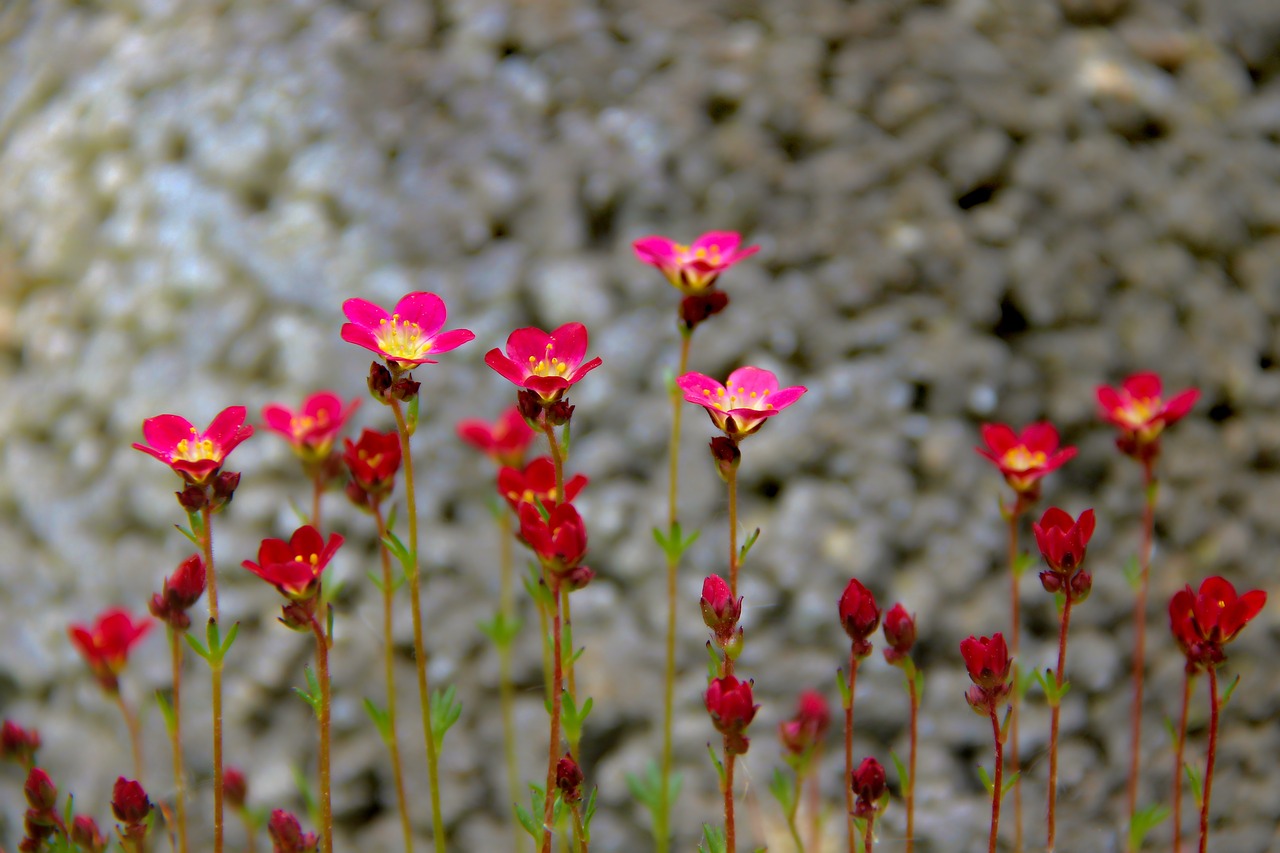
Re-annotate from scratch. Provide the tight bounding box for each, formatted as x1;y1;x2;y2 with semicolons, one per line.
71;815;107;853
391;377;420;402
545;401;575;427
709;437;740;481
555;753;584;804
680;291;730;330
367;363;393;403
111;777;151;825
176;485;207;513
23;767;56;811
224;766;248;810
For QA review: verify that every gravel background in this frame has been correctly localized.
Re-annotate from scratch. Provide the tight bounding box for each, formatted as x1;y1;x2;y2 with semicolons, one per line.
0;0;1278;850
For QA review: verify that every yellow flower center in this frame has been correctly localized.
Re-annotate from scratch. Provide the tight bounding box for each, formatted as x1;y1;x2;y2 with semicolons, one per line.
172;428;218;462
1001;446;1046;472
702;385;772;412
375;314;433;361
527;343;569;377
674;243;723;267
292;553;321;566
1116;397;1158;429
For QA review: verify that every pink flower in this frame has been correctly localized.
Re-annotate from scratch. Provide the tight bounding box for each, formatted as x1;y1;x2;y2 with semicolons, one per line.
1097;372;1199;464
1033;507;1096;574
1169;577;1266;668
518;502;588;572
974;422;1076;499
677;367;806;442
133;406;254;486
498;457;588;511
69;608;153;691
484;323;603;404
457;406;536;468
242;525;344;601
341;292;475;371
262;392;359;462
632;231;760;293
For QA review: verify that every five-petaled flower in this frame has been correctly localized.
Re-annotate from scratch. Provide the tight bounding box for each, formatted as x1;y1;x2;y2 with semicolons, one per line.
632;231;759;293
133;406;254;487
975;422;1076;500
1169;577;1266;670
961;633;1013;713
1097;372;1199;464
457;406;536;468
242;525;344;602
484;324;603;405
839;578;881;659
498;457;588;512
69;608;153;692
518;502;588;573
342;429;402;506
677;367;807;443
341;292;475;372
705;674;759;755
262;392;360;463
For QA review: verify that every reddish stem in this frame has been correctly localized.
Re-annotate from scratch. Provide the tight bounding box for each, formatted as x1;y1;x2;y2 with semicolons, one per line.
540;577;565;853
200;505;226;853
1126;464;1156;843
723;746;737;853
308;613;333;853
372;502;413;853
168;629;190;853
906;667;919;853
1173;668;1195;853
806;758;821;853
844;652;860;853
863;814;875;853
1047;592;1074;851
541;420;577;712
1005;504;1023;853
727;464;739;596
988;702;1004;853
1198;668;1219;853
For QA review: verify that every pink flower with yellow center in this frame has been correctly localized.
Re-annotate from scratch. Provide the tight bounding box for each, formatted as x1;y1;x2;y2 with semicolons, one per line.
242;525;344;601
1097;372;1199;463
632;231;759;293
484;323;603;404
341;292;475;372
677;367;807;442
133;406;255;486
974;422;1076;497
262;392;359;462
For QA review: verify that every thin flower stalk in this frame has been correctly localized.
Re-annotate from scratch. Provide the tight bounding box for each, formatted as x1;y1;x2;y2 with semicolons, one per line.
168;629;190;853
1198;667;1220;853
540;419;579;710
1172;669;1195;853
1046;592;1073;850
843;653;859;853
307;614;334;853
389;399;447;853
113;690;145;786
905;674;919;852
371;503;414;853
201;505;228;853
723;748;737;853
987;704;1004;853
497;509;523;853
863;818;875;853
1125;462;1156;837
1003;504;1024;853
541;574;566;853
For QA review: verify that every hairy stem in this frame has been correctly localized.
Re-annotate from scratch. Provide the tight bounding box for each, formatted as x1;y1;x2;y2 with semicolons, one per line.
906;668;919;853
390;398;446;853
168;629;190;853
1005;506;1023;853
1173;669;1195;853
308;614;334;853
1047;592;1074;851
988;703;1004;853
863;814;875;853
200;505;225;853
542;420;577;710
497;510;524;853
1126;464;1157;845
723;747;737;853
372;502;414;853
1198;668;1219;853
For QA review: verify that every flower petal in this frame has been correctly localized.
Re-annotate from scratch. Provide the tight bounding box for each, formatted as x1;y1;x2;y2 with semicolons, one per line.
393;292;446;334
725;367;779;397
1123;372;1162;400
484;349;528;386
550;323;589;367
342;298;389;329
690;231;743;255
566;356;603;385
505;327;553;363
980;423;1017;455
1162;388;1200;422
1020;422;1060;454
429;328;476;355
632;236;678;265
142;414;197;454
262;404;297;437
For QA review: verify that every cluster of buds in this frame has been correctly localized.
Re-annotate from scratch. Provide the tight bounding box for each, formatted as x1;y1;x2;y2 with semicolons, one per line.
365;362;421;405
1032;507;1096;602
839;578;881;661
262;391;360;482
700;575;743;657
961;633;1014;715
1169;577;1267;671
242;525;345;629
975;422;1076;506
111;777;152;847
342;428;402;509
778;690;830;762
555;753;585;805
1097;372;1199;466
632;231;759;331
268;809;319;853
881;604;916;667
133;406;253;512
1;720;41;769
148;554;207;631
850;757;888;820
68;608;153;694
705;674;759;756
21;767;64;851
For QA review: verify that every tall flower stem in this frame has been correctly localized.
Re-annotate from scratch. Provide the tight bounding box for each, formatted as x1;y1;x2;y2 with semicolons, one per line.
1125;465;1157;844
784;768;805;853
1004;505;1023;853
571;803;589;853
722;745;737;853
1198;668;1220;853
496;509;524;853
1172;669;1196;853
199;505;226;853
389;398;447;853
843;653;860;853
905;668;919;853
657;329;693;853
167;629;190;853
541;420;577;709
726;464;740;595
987;703;1004;853
863;815;875;853
806;761;821;853
113;689;145;785
372;503;414;853
307;613;334;853
1046;593;1074;851
540;576;566;853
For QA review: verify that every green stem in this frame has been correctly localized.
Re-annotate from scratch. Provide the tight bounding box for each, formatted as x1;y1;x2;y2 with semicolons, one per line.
390;398;447;853
307;613;334;853
372;502;414;853
1047;592;1074;851
785;767;805;853
168;629;190;853
200;505;225;853
497;510;524;853
1198;668;1219;853
1126;464;1157;848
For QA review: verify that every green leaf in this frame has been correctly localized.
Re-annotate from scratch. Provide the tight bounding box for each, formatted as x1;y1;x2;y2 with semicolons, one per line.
430;685;463;749
406;394;420;437
515;803;541;841
706;743;726;786
836;667;851;708
1185;762;1204;810
184;632;210;662
560;419;572;456
156;690;177;735
287;496;309;526
977;765;994;796
663;367;678;397
478;611;522;647
363;698;392;741
889;750;909;792
737;528;761;565
294;667;322;715
1001;770;1021;798
218;621;241;658
366;568;386;593
1012;552;1037;578
581;787;598;841
768;768;796;814
706;642;723;680
1123;556;1143;591
175;523;201;547
1221;674;1241;707
1128;803;1169;850
699;824;727;853
653;522;701;563
625;761;680;816
561;693;594;746
1013;662;1035;701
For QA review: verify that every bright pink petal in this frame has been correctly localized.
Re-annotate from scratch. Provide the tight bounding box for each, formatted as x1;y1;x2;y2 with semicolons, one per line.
303;393;344;421
262;404;297;437
393;292;446;334
204;406;248;446
1020;422;1060;454
457;420;496;451
550;323;589;368
690;231;744;255
429;328;476;355
725;367;780;397
525;375;570;399
725;243;761;264
141;414;197;454
1041;447;1077;475
485;349;528;386
1096;386;1123;414
632;236;679;264
1123;373;1162;400
342;298;389;330
132;442;172;463
566;356;603;385
1162;388;1200;422
505;327;553;363
767;386;807;411
340;324;384;355
979;423;1016;455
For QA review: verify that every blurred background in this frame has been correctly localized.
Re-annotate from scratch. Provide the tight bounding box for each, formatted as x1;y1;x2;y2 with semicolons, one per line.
0;0;1277;849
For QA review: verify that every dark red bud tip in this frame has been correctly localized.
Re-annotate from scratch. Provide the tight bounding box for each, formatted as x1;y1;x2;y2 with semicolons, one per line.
516;389;545;421
1070;571;1092;603
546;400;575;427
882;604;916;655
71;815;107;853
709;437;741;477
211;471;241;508
2;720;41;766
1039;571;1064;595
367;363;394;402
224;767;248;810
851;756;887;813
564;564;595;591
176;485;207;512
268;809;319;852
839;578;881;644
110;777;151;825
680;290;730;330
23;767;57;811
555;753;584;803
391;377;420;402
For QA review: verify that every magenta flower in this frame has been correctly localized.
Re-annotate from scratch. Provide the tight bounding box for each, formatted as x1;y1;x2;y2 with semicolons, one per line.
133;406;254;486
677;367;806;442
457;406;536;468
974;422;1076;499
69;608;153;691
632;231;759;293
484;323;603;404
498;456;588;511
1097;372;1199;464
262;392;359;462
341;292;475;371
242;525;344;601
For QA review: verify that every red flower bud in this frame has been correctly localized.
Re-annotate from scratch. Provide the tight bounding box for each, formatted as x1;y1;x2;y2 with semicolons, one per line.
1070;570;1092;603
700;575;742;642
210;470;241;510
839;578;880;657
151;555;208;630
960;633;1013;705
709;436;741;481
367;362;394;402
680;290;730;330
555;753;584;804
224;766;248;810
1033;507;1095;575
882;604;916;664
71;815;107;853
176;485;207;512
563;565;596;592
23;767;57;811
705;675;758;754
2;721;40;768
851;757;887;818
268;809;319;853
111;777;151;825
778;689;830;756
